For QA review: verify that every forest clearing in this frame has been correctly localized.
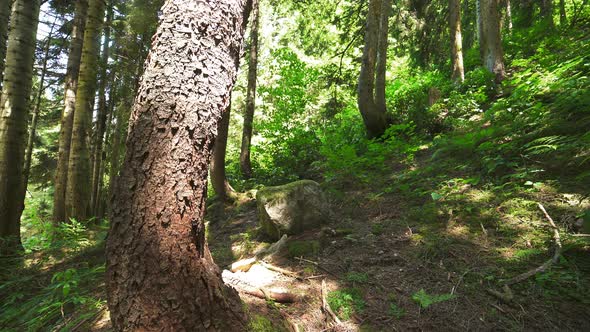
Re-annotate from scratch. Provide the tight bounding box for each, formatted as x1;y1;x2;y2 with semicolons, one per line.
1;0;589;331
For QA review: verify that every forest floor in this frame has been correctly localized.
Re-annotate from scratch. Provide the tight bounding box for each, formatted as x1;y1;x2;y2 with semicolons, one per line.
2;149;590;331
207;149;590;331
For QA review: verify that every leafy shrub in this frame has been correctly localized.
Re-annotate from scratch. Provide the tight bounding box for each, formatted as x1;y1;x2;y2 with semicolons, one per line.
327;288;366;320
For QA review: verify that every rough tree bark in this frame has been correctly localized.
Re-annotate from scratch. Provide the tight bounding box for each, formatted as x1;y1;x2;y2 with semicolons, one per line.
240;0;259;179
65;0;105;221
478;0;505;81
358;0;390;139
0;0;12;91
0;0;40;253
211;101;236;203
450;0;465;82
53;0;88;224
91;2;112;216
105;1;252;330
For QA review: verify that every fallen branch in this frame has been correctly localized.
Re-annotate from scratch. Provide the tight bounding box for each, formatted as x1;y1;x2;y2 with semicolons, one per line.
321;279;341;325
259;260;302;280
504;203;562;286
223;270;298;303
296;257;338;277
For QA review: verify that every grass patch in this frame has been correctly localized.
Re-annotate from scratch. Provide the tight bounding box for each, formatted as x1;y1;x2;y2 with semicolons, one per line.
411;289;455;309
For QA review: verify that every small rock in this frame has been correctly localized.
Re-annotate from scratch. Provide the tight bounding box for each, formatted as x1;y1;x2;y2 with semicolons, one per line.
378;250;385;255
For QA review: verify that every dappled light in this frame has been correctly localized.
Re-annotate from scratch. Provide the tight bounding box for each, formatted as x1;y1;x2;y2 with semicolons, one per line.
1;0;590;331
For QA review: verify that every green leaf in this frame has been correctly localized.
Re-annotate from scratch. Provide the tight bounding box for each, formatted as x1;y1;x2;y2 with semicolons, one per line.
431;192;443;201
62;283;70;297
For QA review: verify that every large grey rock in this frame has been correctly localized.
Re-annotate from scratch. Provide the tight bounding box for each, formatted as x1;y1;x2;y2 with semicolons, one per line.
256;180;329;240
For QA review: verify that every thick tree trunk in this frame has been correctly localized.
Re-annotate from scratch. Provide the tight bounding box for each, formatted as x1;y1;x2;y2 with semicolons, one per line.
450;0;465;82
53;0;88;224
91;2;112;216
559;0;567;25
0;0;40;253
374;0;390;115
65;0;105;222
478;0;505;82
240;0;259;179
0;0;12;91
105;1;251;330
212;102;236;203
22;18;57;204
358;0;389;138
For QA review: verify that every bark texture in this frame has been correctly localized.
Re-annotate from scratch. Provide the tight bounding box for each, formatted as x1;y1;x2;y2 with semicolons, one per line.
91;2;112;215
0;0;40;252
53;0;88;224
505;0;513;32
0;0;12;91
358;0;390;139
65;0;105;221
450;0;465;82
240;0;259;179
106;1;251;330
211;102;236;202
478;0;505;81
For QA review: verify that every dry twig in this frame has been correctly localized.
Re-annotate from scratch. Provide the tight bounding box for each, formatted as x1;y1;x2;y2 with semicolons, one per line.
504;203;562;286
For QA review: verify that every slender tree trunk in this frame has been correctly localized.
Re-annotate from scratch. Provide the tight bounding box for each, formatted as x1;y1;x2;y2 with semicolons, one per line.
358;0;389;138
240;0;259;179
53;0;88;224
478;0;505;82
91;2;112;216
559;0;567;25
0;0;12;91
450;0;465;82
505;0;513;32
541;0;555;27
374;0;391;115
107;100;124;206
65;0;105;222
211;101;236;203
0;0;40;253
22;17;57;203
105;1;251;330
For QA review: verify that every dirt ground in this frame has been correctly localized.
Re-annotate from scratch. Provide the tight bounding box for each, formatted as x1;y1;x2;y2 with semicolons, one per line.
207;185;590;332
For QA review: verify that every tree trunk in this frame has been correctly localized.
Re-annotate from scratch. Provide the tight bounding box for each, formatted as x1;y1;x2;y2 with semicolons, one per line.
559;0;567;25
65;0;105;222
541;0;555;27
0;0;40;253
449;0;465;82
374;0;390;115
105;1;251;330
478;0;505;82
505;0;513;32
53;0;88;224
91;2;112;216
212;102;236;203
358;0;389;138
240;0;259;179
0;0;12;91
22;17;57;205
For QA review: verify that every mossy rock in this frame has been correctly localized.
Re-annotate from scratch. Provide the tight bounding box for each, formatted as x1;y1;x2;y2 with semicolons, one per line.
256;180;329;240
